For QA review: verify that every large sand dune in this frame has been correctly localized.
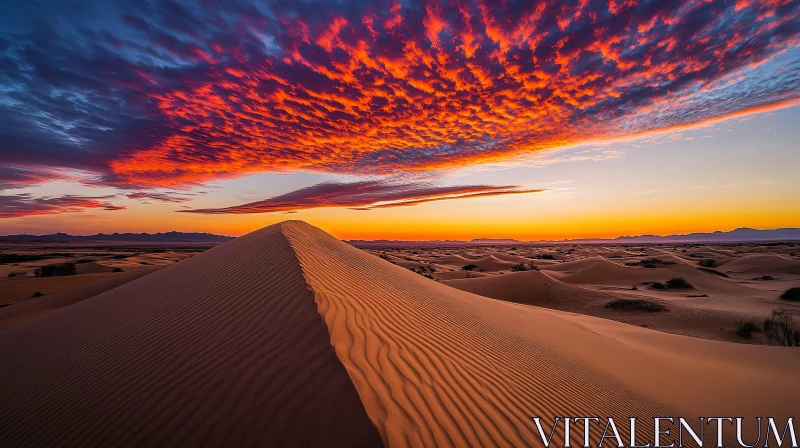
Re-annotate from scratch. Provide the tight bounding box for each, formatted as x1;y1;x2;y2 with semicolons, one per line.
2;221;798;447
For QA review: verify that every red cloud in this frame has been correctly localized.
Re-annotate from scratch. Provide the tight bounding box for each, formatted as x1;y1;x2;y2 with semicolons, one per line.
0;194;125;218
182;179;541;214
100;0;799;188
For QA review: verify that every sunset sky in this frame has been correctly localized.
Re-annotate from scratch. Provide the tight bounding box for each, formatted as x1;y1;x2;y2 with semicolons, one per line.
1;0;799;240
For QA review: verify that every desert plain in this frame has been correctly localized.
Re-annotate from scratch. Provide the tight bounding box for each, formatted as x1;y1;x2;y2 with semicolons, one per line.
1;221;799;446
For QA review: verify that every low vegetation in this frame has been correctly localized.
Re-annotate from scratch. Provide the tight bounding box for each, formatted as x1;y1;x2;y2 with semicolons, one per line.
112;267;124;273
626;258;675;269
409;265;435;279
7;271;25;278
665;277;693;289
31;291;44;298
604;299;667;312
76;258;95;264
533;254;555;260
511;262;539;272
763;310;800;347
780;287;800;302
735;320;759;339
755;275;775;281
697;259;716;268
0;253;73;264
34;262;77;277
462;264;478;271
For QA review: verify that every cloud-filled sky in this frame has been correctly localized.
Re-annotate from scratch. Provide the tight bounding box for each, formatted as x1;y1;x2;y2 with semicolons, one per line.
0;0;799;238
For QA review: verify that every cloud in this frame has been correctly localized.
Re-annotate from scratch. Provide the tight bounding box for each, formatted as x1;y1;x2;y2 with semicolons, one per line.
0;167;62;190
182;179;541;214
0;0;798;188
0;194;125;218
126;192;193;203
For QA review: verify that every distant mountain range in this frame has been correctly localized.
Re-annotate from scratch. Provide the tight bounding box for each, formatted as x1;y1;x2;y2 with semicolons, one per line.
349;227;800;247
3;227;797;246
0;231;234;243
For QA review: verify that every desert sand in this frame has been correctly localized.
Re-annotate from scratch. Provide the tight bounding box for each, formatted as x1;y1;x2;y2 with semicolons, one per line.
1;221;798;447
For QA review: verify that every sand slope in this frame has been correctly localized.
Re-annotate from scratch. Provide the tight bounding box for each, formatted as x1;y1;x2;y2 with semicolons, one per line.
722;253;800;275
442;269;612;310
2;221;799;447
0;223;380;447
282;222;800;446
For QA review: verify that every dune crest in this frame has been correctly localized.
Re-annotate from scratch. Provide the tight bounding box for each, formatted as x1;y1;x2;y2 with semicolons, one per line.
0;223;381;447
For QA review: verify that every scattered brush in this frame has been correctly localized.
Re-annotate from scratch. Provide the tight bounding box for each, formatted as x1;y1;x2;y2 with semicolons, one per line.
755;275;775;281
604;299;667;312
763;310;800;347
34;262;77;278
780;287;800;302
665;277;693;289
112;267;124;273
31;291;44;298
462;264;477;271
735;320;760;339
626;259;675;269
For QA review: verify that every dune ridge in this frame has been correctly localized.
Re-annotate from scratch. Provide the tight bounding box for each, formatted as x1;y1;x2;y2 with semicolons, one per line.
0;223;381;447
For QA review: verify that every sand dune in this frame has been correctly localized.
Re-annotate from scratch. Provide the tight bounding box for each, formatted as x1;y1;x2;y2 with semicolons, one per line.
2;221;798;447
282;222;799;446
442;269;612;311
0;223;380;447
722;253;800;275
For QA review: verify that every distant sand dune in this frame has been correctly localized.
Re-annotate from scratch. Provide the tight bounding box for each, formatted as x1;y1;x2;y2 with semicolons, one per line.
2;221;798;447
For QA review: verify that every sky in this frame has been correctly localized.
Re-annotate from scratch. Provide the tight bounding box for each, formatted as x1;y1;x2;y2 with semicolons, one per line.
0;0;799;240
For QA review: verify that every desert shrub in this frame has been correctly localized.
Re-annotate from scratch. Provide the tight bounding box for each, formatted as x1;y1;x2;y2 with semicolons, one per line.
379;254;390;260
76;258;95;264
735;320;759;339
34;262;77;278
628;259;674;268
528;262;540;271
698;259;716;268
780;287;800;302
604;299;667;312
756;275;775;281
0;253;73;264
536;254;555;260
31;291;44;298
112;267;124;272
650;282;666;290
112;254;129;259
7;271;25;278
665;277;693;289
409;267;434;279
462;264;477;271
763;310;800;347
511;263;528;272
